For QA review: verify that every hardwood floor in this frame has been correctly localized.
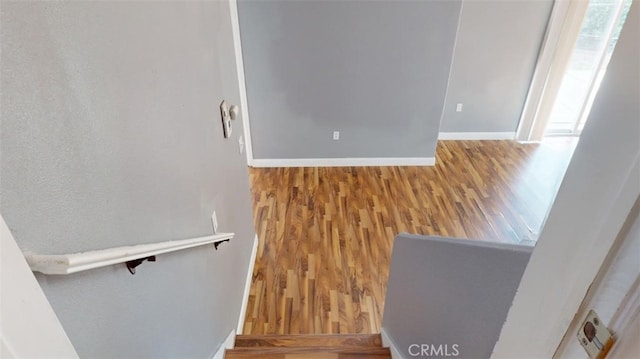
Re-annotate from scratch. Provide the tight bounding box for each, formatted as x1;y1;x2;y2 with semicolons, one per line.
227;334;390;358
243;139;577;335
234;334;383;348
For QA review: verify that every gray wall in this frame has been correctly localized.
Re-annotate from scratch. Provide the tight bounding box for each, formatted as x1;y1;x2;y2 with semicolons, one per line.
382;234;532;358
440;0;553;133
1;1;254;358
238;0;462;160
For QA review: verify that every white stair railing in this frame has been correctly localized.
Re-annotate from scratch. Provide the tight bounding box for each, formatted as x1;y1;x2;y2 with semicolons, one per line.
23;232;234;275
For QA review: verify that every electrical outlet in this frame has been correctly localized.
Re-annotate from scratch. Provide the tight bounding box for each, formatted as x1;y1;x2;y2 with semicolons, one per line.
456;103;463;112
211;211;218;234
333;131;340;140
238;135;245;154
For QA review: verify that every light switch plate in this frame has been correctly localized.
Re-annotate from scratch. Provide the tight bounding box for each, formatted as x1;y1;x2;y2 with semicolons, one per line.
577;310;615;359
220;100;232;138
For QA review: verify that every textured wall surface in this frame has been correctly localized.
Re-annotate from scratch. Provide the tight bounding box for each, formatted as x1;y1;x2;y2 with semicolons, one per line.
1;1;255;357
382;234;532;358
440;0;553;133
238;0;461;160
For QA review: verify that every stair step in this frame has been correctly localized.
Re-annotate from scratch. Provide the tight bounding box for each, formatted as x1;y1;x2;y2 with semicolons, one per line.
224;346;391;359
234;334;383;348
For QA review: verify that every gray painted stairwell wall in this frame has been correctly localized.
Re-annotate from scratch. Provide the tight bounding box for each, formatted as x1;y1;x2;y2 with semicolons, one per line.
440;0;553;133
382;234;533;358
238;0;462;160
0;1;255;357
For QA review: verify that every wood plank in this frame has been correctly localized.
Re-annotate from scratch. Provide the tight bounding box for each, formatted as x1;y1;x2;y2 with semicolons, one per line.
225;347;390;359
234;334;382;348
244;139;576;334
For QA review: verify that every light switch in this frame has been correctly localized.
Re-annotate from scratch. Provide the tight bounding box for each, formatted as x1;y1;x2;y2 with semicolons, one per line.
220;100;232;138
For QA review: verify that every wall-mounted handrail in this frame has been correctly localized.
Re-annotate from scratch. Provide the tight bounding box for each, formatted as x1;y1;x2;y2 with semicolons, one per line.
23;232;234;275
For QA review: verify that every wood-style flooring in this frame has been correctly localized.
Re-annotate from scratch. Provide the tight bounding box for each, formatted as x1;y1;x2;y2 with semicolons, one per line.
226;334;389;358
243;139;577;335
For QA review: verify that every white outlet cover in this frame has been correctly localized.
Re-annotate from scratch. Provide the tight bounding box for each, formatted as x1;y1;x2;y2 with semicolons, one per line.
238;136;244;154
211;211;218;234
456;103;463;112
333;131;340;140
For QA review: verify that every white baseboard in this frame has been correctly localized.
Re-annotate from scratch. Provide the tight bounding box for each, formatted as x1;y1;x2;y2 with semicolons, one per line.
438;132;516;140
236;234;258;334
381;328;404;359
251;157;435;168
211;329;235;359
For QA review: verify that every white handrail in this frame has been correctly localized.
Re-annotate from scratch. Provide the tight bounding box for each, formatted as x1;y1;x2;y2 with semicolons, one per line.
23;232;234;275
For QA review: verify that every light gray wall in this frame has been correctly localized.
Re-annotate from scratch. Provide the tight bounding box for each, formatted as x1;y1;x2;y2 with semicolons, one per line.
238;0;462;160
1;1;254;358
439;0;553;133
382;234;532;358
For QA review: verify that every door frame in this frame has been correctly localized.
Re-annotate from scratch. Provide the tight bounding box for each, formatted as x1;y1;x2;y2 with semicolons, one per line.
516;0;589;142
229;0;254;166
553;198;640;357
492;2;639;356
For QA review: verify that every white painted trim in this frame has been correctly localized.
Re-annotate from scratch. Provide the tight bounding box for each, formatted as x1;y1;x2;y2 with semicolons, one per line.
24;232;235;275
516;1;589;141
552;199;640;358
608;309;640;358
609;275;640;339
438;132;515;140
381;328;404;359
607;277;640;358
251;157;435;168
211;329;235;359
1;215;78;358
236;234;258;334
229;0;254;166
516;0;572;142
